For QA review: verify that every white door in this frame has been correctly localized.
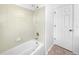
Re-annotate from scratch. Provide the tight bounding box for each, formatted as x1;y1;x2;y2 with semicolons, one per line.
54;5;73;51
73;5;79;54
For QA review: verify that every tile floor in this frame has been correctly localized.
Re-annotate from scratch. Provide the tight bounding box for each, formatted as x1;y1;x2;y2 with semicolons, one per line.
48;44;74;55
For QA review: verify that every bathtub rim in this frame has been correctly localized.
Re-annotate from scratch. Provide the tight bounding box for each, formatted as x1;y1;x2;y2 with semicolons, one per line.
0;39;42;55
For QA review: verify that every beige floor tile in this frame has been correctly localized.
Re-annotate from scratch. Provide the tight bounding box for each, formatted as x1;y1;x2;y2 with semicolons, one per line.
48;44;74;55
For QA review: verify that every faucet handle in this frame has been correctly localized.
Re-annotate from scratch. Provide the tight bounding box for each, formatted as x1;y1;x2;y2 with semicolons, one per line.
36;32;39;36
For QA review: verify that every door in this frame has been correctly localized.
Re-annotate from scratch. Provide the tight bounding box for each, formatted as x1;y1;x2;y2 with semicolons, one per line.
54;5;73;51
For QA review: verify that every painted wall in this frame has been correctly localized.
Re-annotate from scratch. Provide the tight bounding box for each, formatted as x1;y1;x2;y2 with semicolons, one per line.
0;5;34;53
73;4;79;54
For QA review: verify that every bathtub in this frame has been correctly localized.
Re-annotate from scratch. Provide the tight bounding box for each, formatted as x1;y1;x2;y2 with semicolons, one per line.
1;39;45;55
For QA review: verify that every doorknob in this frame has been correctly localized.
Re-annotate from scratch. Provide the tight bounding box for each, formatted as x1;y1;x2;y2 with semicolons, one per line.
69;29;72;32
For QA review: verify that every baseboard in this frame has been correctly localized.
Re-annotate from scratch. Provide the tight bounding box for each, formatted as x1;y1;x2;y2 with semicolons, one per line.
73;51;79;55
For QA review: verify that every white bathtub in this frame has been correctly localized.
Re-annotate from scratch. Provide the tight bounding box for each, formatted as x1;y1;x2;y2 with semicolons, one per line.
1;40;45;55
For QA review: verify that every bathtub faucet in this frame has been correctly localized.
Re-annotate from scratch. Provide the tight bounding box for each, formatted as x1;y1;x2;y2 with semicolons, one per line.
35;32;39;40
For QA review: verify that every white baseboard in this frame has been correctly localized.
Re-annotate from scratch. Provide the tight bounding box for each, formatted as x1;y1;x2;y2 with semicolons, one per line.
73;51;79;55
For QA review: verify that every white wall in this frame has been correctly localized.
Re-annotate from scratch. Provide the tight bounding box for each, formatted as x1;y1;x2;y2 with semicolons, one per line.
73;4;79;54
0;5;34;53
